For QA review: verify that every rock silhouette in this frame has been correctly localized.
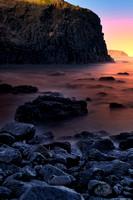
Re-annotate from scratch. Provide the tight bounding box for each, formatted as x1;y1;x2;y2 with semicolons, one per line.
0;0;113;64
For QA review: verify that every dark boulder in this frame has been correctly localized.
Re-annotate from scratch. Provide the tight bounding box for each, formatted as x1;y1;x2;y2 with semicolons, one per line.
34;164;75;183
109;103;125;109
88;180;112;197
99;77;115;81
14;95;88;123
13;85;38;94
92;160;131;178
119;137;133;150
0;83;13;93
19;186;84;200
85;97;92;102
117;72;129;75
0;186;12;199
0;146;22;164
0;122;35;141
0;133;15;146
93;138;115;151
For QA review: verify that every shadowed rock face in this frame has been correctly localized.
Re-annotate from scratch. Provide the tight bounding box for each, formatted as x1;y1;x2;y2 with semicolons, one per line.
0;0;113;64
14;95;88;123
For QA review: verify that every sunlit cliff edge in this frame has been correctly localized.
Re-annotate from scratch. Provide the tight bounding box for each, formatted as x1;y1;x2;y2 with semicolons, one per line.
108;50;129;58
0;0;113;64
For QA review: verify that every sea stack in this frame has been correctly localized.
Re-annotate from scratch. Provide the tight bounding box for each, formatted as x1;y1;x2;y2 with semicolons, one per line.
0;0;113;64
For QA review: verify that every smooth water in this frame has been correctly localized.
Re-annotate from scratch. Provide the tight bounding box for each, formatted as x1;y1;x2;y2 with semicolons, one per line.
0;58;133;137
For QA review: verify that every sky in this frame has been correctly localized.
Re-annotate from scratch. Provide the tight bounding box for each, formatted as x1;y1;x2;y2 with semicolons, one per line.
66;0;133;56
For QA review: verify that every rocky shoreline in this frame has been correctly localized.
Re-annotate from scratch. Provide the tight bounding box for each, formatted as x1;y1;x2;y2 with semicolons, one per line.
0;121;133;200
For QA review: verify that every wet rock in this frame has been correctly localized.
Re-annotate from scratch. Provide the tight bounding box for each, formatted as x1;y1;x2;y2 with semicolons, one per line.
0;186;12;199
50;175;72;186
44;142;71;153
0;163;21;178
117;72;129;75
32;145;52;158
89;149;115;161
109;103;126;109
77;168;104;189
93;138;115;151
88;180;112;197
113;184;123;196
105;175;120;186
1;122;35;141
119;137;133;150
121;177;133;187
28;152;47;165
0;146;22;164
13;85;38;94
19;186;84;200
0;83;13;93
93;160;131;178
99;77;115;81
35;164;75;183
12;142;32;158
73;131;94;139
15;95;88;123
76;139;94;158
0;133;15;146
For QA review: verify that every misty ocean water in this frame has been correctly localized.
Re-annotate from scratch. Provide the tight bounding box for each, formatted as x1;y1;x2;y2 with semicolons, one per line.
0;58;133;137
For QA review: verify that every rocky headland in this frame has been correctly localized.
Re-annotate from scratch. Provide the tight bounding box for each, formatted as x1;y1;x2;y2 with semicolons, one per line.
0;0;113;64
108;50;129;58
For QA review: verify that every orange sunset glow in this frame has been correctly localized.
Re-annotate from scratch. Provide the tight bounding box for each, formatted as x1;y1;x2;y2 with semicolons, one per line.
103;18;133;57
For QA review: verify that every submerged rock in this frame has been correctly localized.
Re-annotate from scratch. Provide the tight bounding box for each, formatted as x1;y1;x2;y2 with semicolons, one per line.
99;77;115;81
14;95;88;123
0;84;13;93
13;85;38;94
109;103;125;109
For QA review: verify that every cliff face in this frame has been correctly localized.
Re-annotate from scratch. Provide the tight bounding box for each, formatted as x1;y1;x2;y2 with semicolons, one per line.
108;50;128;58
0;0;112;64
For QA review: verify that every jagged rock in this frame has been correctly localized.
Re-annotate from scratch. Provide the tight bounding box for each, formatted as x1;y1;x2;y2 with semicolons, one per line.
14;95;88;123
12;142;32;158
0;133;15;146
0;146;22;164
0;163;21;178
88;149;116;161
44;141;71;153
50;175;72;186
88;180;112;197
109;103;125;109
28;152;47;165
0;122;35;141
0;186;12;199
3;172;48;198
34;164;75;183
19;186;84;200
91;160;131;178
0;0;112;64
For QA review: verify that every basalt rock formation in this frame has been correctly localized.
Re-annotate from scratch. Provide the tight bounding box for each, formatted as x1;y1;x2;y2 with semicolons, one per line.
0;0;113;64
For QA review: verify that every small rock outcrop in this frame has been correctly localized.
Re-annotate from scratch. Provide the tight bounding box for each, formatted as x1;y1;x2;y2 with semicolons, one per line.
14;95;88;123
0;0;113;64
